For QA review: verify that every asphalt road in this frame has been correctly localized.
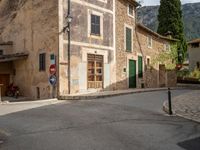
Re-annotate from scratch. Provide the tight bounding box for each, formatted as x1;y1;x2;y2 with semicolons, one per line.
0;89;200;150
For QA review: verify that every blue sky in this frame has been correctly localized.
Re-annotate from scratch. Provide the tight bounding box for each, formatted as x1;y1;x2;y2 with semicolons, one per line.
142;0;200;6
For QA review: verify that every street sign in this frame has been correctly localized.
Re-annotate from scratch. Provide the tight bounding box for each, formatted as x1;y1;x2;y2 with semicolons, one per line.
49;64;56;75
49;75;57;86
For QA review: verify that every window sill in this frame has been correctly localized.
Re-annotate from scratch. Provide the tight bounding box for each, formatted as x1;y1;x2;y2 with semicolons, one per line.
125;50;133;53
89;34;103;40
128;14;135;19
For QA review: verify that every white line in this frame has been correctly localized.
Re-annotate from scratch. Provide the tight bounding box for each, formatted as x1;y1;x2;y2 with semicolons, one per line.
63;40;114;50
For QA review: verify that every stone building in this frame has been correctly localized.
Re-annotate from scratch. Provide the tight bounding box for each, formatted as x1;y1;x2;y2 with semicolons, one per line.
0;0;177;99
115;0;177;89
188;38;200;71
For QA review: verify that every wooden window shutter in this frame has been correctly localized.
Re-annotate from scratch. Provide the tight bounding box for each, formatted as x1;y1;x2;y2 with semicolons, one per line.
138;56;143;78
126;27;132;52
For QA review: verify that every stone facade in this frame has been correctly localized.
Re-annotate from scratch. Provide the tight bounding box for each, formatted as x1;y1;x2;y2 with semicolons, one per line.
115;0;177;89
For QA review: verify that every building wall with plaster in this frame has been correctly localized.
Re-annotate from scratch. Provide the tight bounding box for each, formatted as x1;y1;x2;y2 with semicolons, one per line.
0;0;59;99
59;0;115;96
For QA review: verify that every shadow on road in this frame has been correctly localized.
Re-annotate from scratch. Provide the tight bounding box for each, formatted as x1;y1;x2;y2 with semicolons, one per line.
178;137;200;150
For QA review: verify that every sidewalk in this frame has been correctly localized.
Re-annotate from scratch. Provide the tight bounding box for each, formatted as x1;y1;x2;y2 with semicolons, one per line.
163;90;200;123
59;87;179;100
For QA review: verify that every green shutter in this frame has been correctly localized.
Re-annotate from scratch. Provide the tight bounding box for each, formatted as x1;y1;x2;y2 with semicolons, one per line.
126;27;132;52
138;56;143;78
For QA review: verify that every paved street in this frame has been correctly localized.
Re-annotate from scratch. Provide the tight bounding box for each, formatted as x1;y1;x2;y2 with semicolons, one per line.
0;89;200;150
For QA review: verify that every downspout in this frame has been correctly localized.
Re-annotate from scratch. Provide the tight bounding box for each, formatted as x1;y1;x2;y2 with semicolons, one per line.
67;0;71;94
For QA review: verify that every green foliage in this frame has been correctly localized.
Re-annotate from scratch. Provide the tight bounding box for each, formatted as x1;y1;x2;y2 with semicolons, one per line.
189;69;200;79
177;70;190;77
177;69;200;79
157;0;187;63
151;44;178;70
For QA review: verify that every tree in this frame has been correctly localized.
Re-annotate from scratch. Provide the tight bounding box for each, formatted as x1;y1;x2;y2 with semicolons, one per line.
157;0;187;63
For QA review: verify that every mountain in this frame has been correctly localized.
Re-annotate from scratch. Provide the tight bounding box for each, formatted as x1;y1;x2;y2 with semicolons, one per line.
137;2;200;41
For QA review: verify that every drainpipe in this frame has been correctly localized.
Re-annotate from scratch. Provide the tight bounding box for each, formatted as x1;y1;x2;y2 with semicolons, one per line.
67;0;71;95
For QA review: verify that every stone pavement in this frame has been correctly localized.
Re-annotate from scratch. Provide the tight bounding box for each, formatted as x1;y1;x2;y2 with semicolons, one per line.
164;90;200;123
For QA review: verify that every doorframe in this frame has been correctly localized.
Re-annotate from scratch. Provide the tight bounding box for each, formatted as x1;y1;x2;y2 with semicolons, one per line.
127;55;138;88
87;54;104;89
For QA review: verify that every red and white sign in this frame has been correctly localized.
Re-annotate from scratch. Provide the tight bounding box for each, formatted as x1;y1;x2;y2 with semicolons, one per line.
49;64;56;75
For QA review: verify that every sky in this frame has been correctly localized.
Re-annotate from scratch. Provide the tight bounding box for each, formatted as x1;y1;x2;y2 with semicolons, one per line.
142;0;200;6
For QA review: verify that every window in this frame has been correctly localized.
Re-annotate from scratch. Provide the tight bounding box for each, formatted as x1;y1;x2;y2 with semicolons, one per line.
164;43;170;51
191;43;199;48
0;50;3;55
125;27;132;52
91;14;100;36
197;62;200;69
128;4;134;17
147;36;152;48
147;58;150;66
39;53;46;71
138;56;143;78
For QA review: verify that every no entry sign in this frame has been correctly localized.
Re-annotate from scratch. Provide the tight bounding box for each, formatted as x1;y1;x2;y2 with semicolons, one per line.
49;64;56;75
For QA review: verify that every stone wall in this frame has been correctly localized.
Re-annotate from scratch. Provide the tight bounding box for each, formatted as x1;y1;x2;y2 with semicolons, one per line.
188;45;200;71
0;0;59;99
115;0;176;89
115;0;137;89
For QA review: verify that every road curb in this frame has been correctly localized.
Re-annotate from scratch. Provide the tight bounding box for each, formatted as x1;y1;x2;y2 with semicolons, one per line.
0;98;59;105
59;87;182;100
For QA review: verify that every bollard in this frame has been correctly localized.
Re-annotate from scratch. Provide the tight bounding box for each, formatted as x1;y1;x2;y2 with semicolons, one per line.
168;88;173;115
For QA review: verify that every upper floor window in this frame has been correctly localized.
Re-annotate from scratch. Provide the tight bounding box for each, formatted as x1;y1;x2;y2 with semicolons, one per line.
128;4;134;18
88;10;103;38
164;43;170;51
147;36;152;48
91;14;100;36
39;53;46;71
125;26;133;52
0;50;3;55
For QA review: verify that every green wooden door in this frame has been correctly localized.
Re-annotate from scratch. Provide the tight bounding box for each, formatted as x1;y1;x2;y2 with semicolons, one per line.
129;60;136;88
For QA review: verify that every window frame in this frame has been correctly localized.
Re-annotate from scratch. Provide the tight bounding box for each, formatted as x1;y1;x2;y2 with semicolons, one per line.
164;43;171;51
39;53;46;72
147;36;153;49
124;24;133;52
127;4;135;18
88;10;103;38
91;14;101;36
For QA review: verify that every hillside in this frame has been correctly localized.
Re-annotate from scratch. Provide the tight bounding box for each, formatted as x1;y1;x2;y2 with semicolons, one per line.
137;2;200;41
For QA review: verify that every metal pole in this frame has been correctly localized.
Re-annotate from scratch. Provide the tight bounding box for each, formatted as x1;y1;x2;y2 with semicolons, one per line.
67;0;71;95
168;88;173;115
